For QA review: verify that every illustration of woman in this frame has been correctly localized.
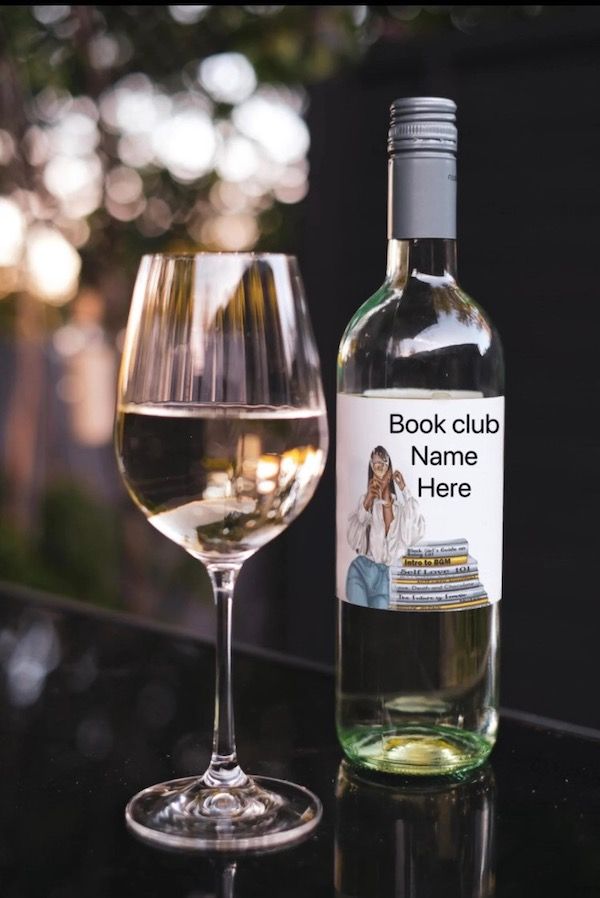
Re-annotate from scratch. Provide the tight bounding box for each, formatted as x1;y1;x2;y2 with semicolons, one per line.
346;445;425;609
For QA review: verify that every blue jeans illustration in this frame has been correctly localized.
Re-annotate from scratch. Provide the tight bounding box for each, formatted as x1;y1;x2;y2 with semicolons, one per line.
346;555;390;610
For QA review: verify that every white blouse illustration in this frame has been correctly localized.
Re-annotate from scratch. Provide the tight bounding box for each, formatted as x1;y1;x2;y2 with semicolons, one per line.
346;445;425;609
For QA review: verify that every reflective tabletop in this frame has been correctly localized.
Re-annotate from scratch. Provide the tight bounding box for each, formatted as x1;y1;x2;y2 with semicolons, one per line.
0;583;599;897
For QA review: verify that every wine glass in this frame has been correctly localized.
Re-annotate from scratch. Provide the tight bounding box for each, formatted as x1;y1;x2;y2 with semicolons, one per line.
114;252;328;852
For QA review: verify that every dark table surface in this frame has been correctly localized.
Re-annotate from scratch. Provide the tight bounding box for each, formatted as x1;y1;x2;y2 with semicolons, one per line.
1;583;600;897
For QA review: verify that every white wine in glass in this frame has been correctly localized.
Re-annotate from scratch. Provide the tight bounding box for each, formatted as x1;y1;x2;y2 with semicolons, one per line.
115;253;328;852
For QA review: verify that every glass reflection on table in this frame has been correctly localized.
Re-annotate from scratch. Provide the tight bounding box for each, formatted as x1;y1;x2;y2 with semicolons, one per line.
213;860;236;898
335;761;495;898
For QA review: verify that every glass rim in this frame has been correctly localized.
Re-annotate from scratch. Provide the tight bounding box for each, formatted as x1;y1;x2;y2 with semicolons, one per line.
141;251;297;262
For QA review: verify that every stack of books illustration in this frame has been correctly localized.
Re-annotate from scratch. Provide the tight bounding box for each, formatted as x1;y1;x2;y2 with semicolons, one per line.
389;538;488;609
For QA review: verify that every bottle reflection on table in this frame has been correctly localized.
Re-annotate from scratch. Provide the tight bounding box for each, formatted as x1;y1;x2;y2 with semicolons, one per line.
335;761;495;898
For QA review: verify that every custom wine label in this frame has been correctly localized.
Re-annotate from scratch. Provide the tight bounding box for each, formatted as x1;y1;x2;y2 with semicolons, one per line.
336;393;504;611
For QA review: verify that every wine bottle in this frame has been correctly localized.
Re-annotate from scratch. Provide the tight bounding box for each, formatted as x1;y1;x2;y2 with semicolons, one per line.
336;97;504;775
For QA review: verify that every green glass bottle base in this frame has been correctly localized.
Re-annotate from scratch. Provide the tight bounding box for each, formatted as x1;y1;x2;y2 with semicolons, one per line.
339;724;494;776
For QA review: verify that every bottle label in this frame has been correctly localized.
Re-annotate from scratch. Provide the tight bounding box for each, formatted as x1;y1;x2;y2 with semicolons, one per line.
336;393;504;611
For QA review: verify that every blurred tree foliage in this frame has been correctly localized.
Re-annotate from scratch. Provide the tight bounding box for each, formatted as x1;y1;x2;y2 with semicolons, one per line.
0;4;370;323
0;4;549;322
0;477;117;603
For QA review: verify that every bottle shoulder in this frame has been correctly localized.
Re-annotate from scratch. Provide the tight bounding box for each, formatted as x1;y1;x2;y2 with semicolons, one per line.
341;277;499;348
338;276;504;396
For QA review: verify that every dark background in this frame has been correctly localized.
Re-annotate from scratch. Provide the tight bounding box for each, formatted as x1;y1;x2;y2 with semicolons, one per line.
2;6;599;733
247;8;600;728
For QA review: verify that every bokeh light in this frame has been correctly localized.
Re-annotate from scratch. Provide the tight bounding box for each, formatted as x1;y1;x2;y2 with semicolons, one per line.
0;129;16;164
199;52;257;104
0;198;26;267
168;5;209;25
202;213;259;251
88;33;121;69
32;5;71;26
25;226;81;305
216;135;260;182
46;109;99;156
233;90;310;164
152;108;217;182
99;73;171;135
105;166;144;205
43;154;103;217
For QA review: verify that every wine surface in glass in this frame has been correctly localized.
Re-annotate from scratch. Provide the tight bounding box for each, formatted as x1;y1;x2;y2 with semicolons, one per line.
116;403;327;562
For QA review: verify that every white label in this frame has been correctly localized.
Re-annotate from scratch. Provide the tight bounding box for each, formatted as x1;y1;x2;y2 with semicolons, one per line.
336;392;504;611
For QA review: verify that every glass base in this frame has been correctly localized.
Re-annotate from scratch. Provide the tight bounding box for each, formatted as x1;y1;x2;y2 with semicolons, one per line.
340;725;493;776
125;775;322;853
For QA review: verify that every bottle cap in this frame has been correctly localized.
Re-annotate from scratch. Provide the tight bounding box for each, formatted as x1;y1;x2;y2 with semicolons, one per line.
388;97;457;155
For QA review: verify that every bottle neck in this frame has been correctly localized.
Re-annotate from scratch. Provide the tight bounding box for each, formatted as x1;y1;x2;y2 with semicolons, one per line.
386;238;457;285
387;150;457;285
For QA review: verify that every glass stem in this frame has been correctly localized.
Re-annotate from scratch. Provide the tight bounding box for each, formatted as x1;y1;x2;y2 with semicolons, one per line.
204;566;247;789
